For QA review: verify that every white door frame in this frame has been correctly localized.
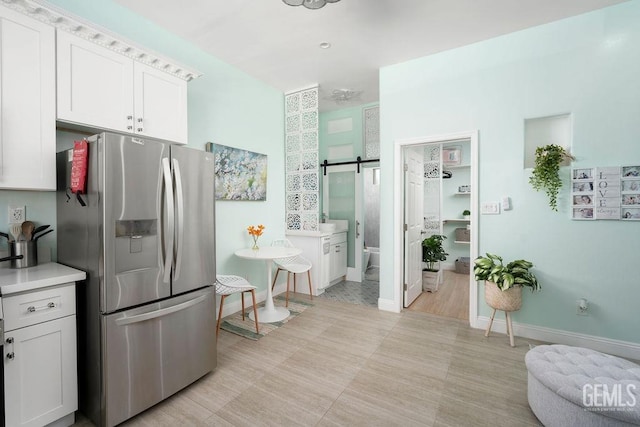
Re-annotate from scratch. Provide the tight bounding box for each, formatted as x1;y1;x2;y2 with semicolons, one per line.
323;164;362;282
392;130;479;327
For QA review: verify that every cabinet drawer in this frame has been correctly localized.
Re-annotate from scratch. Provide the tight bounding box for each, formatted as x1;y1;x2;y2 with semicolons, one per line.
3;283;76;331
330;232;347;245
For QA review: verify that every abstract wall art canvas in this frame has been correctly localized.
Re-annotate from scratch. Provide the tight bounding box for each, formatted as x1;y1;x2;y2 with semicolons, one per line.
206;143;267;201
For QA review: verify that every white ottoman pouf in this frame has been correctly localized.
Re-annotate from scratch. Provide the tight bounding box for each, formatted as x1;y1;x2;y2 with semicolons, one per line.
525;345;640;426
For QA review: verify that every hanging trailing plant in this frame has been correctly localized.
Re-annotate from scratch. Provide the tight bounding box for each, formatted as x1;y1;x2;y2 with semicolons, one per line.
529;144;575;211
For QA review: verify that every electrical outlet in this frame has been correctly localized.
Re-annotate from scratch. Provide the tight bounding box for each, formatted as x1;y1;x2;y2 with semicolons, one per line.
576;298;589;316
8;206;26;224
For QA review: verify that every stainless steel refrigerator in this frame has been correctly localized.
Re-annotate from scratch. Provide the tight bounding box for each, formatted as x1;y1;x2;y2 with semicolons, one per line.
56;132;216;427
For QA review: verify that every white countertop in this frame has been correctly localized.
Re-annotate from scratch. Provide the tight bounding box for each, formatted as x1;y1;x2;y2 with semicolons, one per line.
0;262;86;296
286;230;332;237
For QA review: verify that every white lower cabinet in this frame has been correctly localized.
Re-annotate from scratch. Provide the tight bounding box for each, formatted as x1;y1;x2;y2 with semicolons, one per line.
330;232;348;282
3;284;77;427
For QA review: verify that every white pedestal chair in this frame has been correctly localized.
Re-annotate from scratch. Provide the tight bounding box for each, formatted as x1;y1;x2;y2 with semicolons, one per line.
215;275;259;337
270;239;313;307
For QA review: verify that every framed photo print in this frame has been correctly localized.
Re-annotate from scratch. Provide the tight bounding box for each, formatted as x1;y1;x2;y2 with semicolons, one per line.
442;147;461;166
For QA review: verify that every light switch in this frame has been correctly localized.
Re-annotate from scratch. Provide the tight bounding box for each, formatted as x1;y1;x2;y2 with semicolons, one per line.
481;202;501;215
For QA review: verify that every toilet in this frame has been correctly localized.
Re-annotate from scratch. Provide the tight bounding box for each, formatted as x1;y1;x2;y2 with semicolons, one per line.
363;248;371;272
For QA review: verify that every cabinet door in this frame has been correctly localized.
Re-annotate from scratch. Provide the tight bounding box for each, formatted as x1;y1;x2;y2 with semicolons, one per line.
57;31;134;133
134;62;188;144
0;5;55;190
4;315;77;427
335;243;347;277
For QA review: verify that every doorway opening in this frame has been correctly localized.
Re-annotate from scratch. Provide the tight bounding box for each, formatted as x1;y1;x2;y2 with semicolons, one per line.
319;162;380;307
394;131;479;326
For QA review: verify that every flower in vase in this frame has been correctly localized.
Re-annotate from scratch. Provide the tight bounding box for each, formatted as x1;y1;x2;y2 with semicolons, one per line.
247;224;265;249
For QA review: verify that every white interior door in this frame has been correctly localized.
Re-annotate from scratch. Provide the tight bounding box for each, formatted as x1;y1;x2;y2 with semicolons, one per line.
404;147;424;307
322;164;362;282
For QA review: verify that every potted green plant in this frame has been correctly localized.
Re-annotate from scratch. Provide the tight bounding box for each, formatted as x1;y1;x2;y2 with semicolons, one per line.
473;253;540;311
422;235;448;292
474;253;540;346
529;144;575;211
462;209;471;220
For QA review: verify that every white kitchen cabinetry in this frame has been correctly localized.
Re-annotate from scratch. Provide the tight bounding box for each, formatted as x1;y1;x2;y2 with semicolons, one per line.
57;31;188;144
330;232;348;283
0;4;56;190
3;282;78;427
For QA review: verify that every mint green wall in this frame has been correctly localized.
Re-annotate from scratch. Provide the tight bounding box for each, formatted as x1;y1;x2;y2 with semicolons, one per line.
380;2;640;343
1;0;284;290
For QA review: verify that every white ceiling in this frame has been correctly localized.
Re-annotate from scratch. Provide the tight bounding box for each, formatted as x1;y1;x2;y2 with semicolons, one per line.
114;0;627;112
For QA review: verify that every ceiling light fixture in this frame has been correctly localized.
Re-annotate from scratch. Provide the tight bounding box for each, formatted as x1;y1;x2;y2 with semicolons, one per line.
326;89;363;105
283;0;340;10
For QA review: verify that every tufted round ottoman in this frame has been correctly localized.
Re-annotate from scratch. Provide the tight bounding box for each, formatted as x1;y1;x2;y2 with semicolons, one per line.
525;345;640;426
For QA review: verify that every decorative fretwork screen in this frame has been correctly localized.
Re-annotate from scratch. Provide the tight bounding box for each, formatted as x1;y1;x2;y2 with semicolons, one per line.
423;145;441;236
285;87;319;230
363;106;380;159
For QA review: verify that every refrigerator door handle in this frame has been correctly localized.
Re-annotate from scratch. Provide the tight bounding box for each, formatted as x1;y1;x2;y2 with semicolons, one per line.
162;157;175;283
172;158;184;280
115;294;207;326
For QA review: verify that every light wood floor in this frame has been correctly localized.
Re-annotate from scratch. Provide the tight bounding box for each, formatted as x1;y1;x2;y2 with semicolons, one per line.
408;270;470;320
74;295;543;427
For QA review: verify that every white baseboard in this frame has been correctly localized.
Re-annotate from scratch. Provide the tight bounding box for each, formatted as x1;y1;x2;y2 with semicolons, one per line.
475;315;640;360
378;298;400;313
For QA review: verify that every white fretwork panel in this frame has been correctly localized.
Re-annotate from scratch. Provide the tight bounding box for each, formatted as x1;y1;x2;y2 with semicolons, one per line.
301;212;319;231
302;193;318;211
363;106;380;159
287;213;301;230
287;154;301;173
286;92;300;116
286;174;301;192
285;86;319;231
286;134;301;153
426;145;440;162
287;193;301;211
301;131;318;151
302;172;319;192
424;162;440;179
286;115;300;133
302;151;318;171
302;111;318;131
301;88;318;111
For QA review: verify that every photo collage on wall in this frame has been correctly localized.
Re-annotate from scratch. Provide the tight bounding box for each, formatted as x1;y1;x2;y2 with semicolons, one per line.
571;166;640;220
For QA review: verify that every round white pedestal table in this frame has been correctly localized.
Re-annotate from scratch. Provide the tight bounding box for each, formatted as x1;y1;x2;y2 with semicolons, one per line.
234;246;302;323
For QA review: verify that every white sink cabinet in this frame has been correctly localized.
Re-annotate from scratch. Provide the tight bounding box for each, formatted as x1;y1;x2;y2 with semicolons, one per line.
330;232;348;283
57;31;188;144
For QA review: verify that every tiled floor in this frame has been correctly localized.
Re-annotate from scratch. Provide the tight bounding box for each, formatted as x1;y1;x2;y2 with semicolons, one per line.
317;267;380;307
73;295;544;427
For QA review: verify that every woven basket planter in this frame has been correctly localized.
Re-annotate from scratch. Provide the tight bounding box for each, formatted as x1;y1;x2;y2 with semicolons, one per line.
484;281;522;312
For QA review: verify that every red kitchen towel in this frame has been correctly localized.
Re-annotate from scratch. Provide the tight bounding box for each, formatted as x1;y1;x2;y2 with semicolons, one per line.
70;140;89;194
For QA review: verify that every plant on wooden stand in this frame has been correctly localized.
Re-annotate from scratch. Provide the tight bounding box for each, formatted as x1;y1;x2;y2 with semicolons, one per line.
422;234;448;292
529;144;575;211
474;253;540;346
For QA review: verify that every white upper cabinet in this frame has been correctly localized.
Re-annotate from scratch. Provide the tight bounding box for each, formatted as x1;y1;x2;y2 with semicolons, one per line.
0;5;56;190
134;62;187;143
57;31;188;144
56;31;134;134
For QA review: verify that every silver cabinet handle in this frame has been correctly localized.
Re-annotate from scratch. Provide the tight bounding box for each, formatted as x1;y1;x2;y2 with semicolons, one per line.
127;126;133;130
6;337;13;344
6;352;14;360
127;115;133;120
6;336;15;360
137;118;143;123
27;302;56;313
137;128;144;132
356;220;360;238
